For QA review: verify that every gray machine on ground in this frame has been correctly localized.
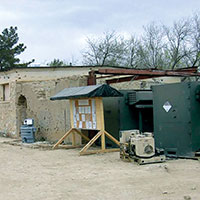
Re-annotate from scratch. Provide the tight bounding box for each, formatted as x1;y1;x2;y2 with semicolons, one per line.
20;119;36;143
120;130;165;164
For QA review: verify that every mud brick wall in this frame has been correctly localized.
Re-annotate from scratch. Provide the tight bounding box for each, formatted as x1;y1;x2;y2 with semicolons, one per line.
15;76;87;142
0;81;17;137
0;75;87;142
0;67;90;141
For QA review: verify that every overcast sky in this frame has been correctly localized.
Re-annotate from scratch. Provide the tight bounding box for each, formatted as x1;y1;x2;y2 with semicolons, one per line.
0;0;199;65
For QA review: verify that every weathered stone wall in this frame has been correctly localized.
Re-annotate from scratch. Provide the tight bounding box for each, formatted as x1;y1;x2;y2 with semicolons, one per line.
0;67;91;141
15;75;87;142
0;67;91;82
0;81;17;137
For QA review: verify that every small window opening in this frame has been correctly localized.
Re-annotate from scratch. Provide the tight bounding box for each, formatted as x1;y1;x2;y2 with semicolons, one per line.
0;84;10;101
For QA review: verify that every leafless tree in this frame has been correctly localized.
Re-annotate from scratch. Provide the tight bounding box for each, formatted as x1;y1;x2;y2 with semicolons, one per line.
124;36;140;68
82;31;126;66
137;23;166;69
185;13;200;67
163;19;191;69
82;13;200;69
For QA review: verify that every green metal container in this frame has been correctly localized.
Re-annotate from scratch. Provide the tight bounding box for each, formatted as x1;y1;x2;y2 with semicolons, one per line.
152;82;200;157
103;90;153;147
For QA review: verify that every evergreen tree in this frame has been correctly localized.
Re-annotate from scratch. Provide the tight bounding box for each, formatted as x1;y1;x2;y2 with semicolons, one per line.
0;26;33;70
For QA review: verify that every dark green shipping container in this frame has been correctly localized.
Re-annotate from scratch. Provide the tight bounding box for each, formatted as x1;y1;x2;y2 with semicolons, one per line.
152;82;200;157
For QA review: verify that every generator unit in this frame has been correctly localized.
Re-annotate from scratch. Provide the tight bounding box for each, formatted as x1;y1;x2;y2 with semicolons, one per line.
129;132;155;158
120;130;165;164
152;81;200;157
119;129;140;143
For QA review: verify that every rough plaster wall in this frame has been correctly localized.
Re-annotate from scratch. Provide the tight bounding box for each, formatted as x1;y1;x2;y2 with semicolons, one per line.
16;75;87;142
0;81;17;137
0;67;92;83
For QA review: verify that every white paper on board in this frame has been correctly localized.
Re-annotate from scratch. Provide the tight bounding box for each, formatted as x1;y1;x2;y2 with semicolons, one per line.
79;121;82;128
88;121;92;129
92;99;96;113
76;114;80;121
92;113;96;122
93;122;97;129
85;106;90;114
86;121;89;129
81;114;86;121
78;99;89;106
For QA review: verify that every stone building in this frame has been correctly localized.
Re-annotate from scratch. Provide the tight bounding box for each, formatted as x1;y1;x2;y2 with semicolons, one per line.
0;65;185;142
0;66;93;142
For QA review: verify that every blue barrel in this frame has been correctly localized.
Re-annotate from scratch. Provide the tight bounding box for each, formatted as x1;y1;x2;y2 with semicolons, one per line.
20;125;36;143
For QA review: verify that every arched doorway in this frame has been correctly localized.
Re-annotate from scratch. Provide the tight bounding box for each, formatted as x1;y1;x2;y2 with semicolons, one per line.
17;95;27;136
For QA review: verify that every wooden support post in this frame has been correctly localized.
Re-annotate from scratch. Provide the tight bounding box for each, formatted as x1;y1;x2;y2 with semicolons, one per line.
96;97;105;130
73;129;90;142
101;131;106;150
52;128;91;150
80;148;120;155
79;130;120;155
53;128;120;155
57;145;84;149
104;130;120;146
80;130;103;153
72;132;76;146
52;128;74;149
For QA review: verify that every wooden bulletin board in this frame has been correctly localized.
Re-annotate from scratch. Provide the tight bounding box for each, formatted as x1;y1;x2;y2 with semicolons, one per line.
53;96;120;154
69;97;104;131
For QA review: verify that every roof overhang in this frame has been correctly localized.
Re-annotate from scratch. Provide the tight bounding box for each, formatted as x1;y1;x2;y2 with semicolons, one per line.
50;84;123;100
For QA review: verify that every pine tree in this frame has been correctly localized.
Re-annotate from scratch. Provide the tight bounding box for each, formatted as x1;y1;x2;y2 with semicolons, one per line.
0;26;33;70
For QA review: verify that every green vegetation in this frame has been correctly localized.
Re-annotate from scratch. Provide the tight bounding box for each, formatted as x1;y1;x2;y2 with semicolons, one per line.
0;26;34;70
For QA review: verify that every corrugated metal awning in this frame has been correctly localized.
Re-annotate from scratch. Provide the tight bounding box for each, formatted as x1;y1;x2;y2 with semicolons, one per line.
50;84;123;100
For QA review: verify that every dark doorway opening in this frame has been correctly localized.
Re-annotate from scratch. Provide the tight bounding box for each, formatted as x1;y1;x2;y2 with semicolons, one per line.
17;95;27;136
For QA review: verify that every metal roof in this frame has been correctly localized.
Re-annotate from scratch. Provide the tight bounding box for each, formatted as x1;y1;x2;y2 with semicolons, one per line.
50;84;123;100
88;67;200;84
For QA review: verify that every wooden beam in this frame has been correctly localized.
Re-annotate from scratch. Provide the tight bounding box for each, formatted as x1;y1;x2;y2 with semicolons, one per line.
104;130;120;146
80;130;103;153
57;145;84;149
101;132;106;150
53;128;74;149
80;148;120;155
53;127;91;150
106;75;155;84
73;129;90;142
72;132;76;146
96;97;105;130
79;130;120;155
69;100;74;128
96;68;200;77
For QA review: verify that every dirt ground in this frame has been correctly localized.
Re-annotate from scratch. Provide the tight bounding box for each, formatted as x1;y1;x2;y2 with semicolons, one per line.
0;137;200;200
